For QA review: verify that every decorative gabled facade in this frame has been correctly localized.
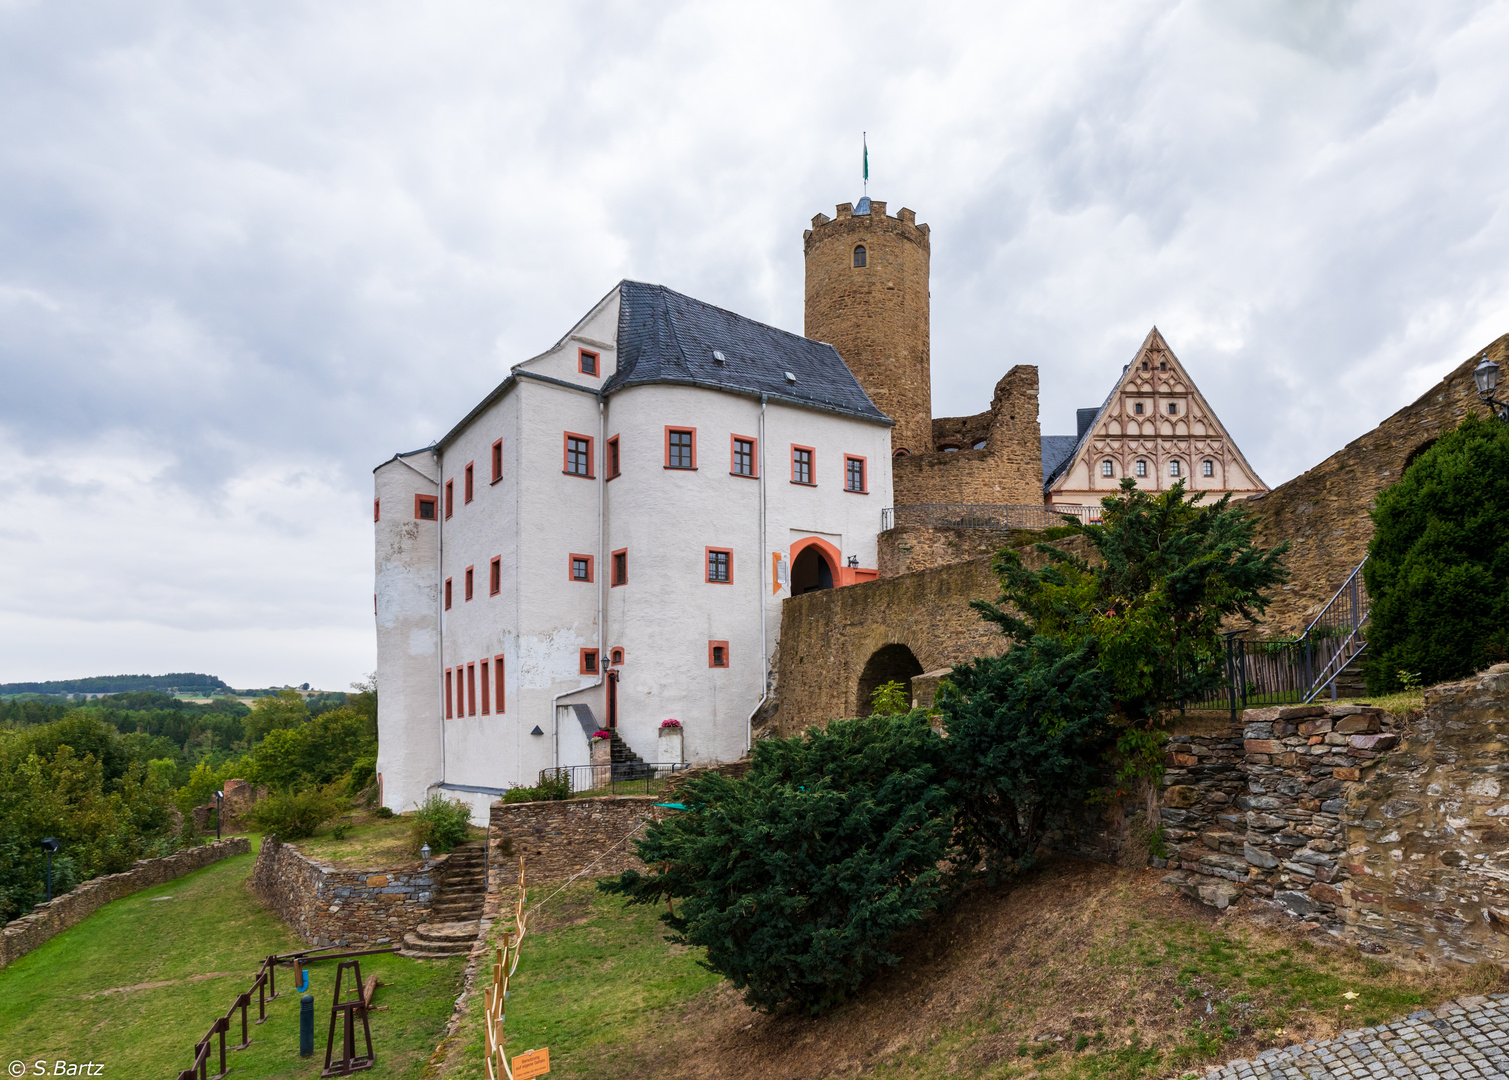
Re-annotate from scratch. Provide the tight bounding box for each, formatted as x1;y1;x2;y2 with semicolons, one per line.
1043;328;1266;508
374;281;893;821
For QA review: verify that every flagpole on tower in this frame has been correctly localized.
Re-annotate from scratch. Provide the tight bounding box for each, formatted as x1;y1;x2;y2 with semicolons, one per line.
863;133;868;196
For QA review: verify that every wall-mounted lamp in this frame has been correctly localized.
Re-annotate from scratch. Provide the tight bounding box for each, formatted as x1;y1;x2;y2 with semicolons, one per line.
1474;354;1507;422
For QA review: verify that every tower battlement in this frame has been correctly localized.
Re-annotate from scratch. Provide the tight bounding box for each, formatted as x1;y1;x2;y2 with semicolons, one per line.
803;198;932;455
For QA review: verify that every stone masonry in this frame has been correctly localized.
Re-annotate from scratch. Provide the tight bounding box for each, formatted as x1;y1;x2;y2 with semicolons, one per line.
892;365;1045;508
804;200;932;456
1;838;249;968
487;796;670;888
1160;666;1509;968
251;835;436;947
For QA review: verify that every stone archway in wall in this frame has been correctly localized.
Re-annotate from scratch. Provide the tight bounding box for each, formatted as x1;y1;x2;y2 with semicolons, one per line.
790;536;841;594
855;643;925;716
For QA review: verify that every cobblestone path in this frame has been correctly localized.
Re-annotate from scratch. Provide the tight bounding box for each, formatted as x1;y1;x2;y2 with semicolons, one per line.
1202;993;1508;1079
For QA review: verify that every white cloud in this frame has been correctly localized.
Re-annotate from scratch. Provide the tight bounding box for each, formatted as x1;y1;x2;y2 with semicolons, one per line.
2;0;1508;684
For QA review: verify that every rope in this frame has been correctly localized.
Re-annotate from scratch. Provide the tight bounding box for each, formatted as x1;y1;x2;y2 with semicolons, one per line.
523;816;652;918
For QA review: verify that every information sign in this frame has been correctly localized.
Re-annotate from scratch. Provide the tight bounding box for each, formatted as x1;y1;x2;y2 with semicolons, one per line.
512;1047;550;1079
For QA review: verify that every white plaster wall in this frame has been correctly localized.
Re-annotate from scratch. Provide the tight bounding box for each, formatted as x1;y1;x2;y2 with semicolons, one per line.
512;288;619;390
602;384;892;766
374;452;442;815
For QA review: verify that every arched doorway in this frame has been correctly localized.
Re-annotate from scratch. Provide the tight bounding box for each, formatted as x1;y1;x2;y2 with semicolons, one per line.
791;545;836;594
856;643;925;716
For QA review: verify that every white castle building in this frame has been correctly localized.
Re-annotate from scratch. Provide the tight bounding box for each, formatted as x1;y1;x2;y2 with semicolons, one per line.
374;281;893;820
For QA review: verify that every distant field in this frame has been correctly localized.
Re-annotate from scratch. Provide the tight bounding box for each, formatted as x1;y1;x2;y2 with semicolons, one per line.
0;838;465;1079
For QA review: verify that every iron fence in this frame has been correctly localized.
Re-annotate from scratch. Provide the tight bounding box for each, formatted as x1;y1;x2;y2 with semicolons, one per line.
539;762;691;796
881;503;1102;533
1182;558;1372;717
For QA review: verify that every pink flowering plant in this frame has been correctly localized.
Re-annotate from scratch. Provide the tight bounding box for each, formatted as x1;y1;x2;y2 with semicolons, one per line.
659;718;682;730
592;729;612;740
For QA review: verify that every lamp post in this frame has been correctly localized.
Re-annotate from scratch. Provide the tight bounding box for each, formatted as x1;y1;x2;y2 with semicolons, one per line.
39;837;59;903
215;790;224;840
420;843;432;870
1474;354;1508;422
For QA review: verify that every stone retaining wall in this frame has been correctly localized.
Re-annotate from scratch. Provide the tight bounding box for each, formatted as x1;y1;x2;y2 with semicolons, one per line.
1159;666;1509;968
0;838;250;969
487;797;671;888
250;835;435;947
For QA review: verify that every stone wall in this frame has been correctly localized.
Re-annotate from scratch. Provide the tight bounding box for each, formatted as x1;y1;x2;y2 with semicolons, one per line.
892;365;1044;508
878;524;1008;578
1;838;249;969
487;797;671;887
1245;335;1506;635
250;835;435;947
1158;667;1509;968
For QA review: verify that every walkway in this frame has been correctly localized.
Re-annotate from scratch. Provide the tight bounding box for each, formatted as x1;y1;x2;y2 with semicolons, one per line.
1204;993;1508;1079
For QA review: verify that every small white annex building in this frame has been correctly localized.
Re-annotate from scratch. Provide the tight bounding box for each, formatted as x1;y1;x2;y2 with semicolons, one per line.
374;281;893;820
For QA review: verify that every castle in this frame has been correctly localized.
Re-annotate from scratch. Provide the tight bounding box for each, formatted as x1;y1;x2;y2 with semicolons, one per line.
373;194;1266;819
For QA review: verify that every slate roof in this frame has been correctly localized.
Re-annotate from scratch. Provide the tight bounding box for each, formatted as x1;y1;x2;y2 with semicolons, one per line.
1040;435;1079;483
603;281;890;424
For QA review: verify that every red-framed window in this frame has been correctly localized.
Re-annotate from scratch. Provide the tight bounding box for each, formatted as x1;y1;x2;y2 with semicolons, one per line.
578;348;599;377
580;648;599;675
490;557;502;596
444;668;453;718
464;565;474;601
494;654;506;713
415;494;437;520
467;663;477;716
444;578;453;610
731;435;757;477
480;659;490;714
609;647;624;666
569;553;594;583
708;640;730;668
374;498;380;522
665;427;696;469
611;548;627;587
844;454;867;493
791;445;814;485
564;432;594;478
444;479;454;518
464;462;474;503
491;439;503;483
706;547;732;583
606;436;621;479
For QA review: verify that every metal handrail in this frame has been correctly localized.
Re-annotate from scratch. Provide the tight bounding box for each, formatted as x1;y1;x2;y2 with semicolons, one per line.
539;762;690;796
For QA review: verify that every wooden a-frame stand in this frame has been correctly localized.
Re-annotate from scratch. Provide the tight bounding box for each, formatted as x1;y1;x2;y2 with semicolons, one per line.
322;959;375;1076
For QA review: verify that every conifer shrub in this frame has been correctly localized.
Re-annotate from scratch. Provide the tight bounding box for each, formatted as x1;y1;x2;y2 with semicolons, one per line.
601;710;957;1015
1364;415;1509;692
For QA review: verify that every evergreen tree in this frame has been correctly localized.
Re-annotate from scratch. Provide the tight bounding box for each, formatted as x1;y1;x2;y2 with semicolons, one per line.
601;711;956;1014
1364;415;1509;692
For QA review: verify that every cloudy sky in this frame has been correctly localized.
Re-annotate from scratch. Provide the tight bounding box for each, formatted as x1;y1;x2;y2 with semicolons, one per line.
1;0;1506;690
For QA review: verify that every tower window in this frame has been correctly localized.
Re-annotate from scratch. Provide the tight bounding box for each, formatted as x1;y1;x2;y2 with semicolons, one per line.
611;549;627;586
1101;460;1113;477
416;495;437;520
1135;460;1147;477
709;641;730;668
791;445;814;485
607;436;620;478
579;648;598;675
445;479;454;517
853;245;867;268
444;577;452;609
492;439;503;483
464;565;474;600
1134;403;1144;415
665;427;696;469
706;547;732;583
1170;460;1181;477
731;436;755;477
464;462;474;502
374;498;380;522
610;648;623;666
1168;402;1177;415
564;433;594;477
490;557;501;595
569;554;593;582
578;348;599;376
845;455;866;492
1203;460;1214;477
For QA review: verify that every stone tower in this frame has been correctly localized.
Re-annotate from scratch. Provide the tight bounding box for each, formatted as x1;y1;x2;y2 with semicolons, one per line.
803;198;932;455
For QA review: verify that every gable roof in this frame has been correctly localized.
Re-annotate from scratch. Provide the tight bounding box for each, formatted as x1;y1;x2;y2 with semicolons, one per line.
1040;435;1080;482
1043;326;1267;492
604;281;890;424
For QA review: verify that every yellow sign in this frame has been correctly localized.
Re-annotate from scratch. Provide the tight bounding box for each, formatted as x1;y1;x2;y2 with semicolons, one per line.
512;1047;550;1079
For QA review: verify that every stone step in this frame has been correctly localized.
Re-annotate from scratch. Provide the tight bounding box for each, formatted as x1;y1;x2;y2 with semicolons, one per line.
402;933;472;955
412;920;481;941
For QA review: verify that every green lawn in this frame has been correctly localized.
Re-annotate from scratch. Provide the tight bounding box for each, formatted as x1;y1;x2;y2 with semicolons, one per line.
0;838;465;1079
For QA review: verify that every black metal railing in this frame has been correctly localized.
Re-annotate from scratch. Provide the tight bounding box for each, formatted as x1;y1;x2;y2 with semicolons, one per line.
1182;557;1372;717
881;503;1102;532
539;762;691;797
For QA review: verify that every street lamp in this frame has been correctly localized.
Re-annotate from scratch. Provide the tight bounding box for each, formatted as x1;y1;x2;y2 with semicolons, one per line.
215;790;224;840
420;842;432;870
39;837;59;903
1474;354;1508;422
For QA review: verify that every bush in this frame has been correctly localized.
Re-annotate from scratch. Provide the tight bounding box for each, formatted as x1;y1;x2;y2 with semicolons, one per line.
1364;415;1509;692
601;711;957;1014
248;788;348;840
499;774;570;803
410;793;472;854
374;806;394;819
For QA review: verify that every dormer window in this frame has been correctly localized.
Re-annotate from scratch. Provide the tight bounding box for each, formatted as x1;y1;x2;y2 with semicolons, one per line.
578;349;599;376
853;245;867;267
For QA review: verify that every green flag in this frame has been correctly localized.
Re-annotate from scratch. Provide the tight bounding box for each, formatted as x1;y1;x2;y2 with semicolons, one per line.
863;135;868;183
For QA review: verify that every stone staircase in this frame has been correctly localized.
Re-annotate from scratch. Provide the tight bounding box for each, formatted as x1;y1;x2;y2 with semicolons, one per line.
607;731;653;780
400;839;485;958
